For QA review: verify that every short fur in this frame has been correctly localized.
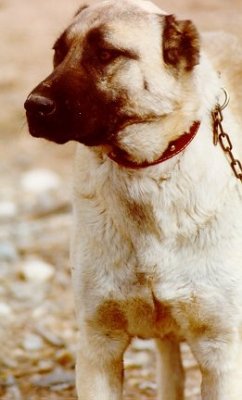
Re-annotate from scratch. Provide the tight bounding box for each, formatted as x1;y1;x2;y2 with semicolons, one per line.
25;1;242;399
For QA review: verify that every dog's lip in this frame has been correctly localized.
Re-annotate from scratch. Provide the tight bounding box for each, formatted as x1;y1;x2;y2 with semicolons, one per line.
27;122;70;144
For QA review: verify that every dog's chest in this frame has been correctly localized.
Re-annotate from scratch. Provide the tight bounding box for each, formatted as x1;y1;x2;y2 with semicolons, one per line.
93;275;179;339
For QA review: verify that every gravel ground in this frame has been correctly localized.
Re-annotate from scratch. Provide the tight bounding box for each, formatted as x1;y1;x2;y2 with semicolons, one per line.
0;0;241;399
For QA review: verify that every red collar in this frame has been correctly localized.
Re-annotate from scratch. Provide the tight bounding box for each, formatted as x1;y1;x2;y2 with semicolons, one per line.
108;121;201;169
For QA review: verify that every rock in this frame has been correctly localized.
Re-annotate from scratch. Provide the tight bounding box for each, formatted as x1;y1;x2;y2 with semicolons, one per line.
124;351;151;369
31;367;75;388
22;191;70;218
132;338;156;352
21;169;61;193
35;324;65;347
0;241;18;263
51;382;75;391
0;302;13;319
138;380;157;393
10;281;45;301
1;356;18;369
2;375;23;400
55;349;75;366
37;360;55;373
0;201;17;220
20;257;55;283
4;385;23;400
22;333;44;351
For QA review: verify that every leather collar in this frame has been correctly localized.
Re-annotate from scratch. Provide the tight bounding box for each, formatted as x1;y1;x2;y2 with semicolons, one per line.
108;120;201;169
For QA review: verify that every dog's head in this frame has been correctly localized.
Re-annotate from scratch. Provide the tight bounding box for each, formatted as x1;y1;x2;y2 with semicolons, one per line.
24;0;200;163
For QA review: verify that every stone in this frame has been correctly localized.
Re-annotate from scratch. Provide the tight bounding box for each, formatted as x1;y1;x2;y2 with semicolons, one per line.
20;257;54;283
55;349;75;366
0;302;13;319
35;324;65;347
22;333;44;351
37;360;55;373
0;201;17;220
31;367;75;388
124;351;151;369
0;241;18;263
132;338;156;352
21;169;61;193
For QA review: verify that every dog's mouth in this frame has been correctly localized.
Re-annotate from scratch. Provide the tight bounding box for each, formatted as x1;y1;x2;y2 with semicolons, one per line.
25;92;157;148
26;113;107;146
25;102;112;147
24;91;130;147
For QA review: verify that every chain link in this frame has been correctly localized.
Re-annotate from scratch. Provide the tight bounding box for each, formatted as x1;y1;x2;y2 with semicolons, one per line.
212;105;242;182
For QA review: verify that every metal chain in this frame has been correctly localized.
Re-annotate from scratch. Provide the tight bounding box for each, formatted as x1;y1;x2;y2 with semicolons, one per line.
211;90;242;183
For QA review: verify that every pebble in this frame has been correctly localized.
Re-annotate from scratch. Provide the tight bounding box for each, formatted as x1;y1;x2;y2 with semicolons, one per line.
50;382;74;391
20;257;55;283
124;351;151;368
4;385;23;400
55;348;75;366
36;324;65;347
0;302;13;319
132;338;156;352
10;281;44;301
22;191;70;218
21;169;61;193
0;201;17;220
22;333;44;351
31;367;75;388
138;380;157;392
0;241;18;263
37;360;55;373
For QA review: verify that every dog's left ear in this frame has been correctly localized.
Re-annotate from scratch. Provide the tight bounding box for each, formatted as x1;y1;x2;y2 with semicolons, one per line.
162;15;200;71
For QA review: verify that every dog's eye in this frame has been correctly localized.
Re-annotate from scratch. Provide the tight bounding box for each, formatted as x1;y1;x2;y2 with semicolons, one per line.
98;49;118;64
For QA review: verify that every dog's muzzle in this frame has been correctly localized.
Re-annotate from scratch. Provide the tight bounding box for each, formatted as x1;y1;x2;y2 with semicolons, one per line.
24;69;122;146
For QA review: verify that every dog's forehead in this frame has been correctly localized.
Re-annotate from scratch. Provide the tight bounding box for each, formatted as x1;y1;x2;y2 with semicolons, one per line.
67;0;167;43
74;0;166;19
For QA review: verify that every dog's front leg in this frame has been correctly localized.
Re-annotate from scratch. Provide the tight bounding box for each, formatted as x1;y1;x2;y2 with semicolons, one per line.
156;337;184;400
76;323;129;400
190;332;242;400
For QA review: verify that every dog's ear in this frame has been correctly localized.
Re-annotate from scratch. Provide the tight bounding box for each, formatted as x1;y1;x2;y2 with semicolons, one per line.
162;15;200;71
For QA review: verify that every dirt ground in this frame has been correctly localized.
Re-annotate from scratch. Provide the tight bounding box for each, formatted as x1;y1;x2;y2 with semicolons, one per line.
0;0;242;399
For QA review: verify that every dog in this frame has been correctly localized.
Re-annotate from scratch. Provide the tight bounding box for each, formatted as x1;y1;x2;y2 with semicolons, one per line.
24;0;242;398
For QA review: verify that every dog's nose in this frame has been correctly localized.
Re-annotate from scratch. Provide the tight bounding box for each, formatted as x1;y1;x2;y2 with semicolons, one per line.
24;94;56;117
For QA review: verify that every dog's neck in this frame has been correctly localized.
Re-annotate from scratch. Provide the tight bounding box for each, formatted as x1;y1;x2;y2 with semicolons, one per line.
107;121;201;169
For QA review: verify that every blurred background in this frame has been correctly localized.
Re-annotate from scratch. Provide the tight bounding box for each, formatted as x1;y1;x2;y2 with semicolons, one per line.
0;0;241;399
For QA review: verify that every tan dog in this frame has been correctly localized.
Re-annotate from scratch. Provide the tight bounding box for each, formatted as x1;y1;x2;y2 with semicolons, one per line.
25;1;242;399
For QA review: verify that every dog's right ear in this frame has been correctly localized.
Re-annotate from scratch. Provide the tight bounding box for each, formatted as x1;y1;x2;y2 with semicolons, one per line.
162;14;200;72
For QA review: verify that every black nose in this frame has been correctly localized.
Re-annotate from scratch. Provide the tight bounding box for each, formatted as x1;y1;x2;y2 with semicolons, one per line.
24;94;56;117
